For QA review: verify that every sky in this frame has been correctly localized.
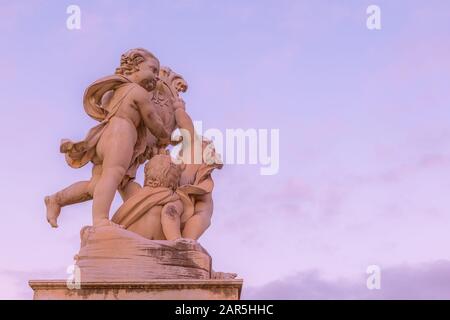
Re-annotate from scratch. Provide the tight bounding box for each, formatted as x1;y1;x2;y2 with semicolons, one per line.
0;0;450;299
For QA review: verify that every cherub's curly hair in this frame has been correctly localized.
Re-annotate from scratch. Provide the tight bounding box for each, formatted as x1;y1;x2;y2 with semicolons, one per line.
115;48;159;76
144;155;181;191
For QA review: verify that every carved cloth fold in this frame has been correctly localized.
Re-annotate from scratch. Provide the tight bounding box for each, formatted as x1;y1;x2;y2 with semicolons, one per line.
60;75;150;188
111;187;181;228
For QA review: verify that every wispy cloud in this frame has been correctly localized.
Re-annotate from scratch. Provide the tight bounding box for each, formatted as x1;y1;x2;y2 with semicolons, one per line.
243;260;450;299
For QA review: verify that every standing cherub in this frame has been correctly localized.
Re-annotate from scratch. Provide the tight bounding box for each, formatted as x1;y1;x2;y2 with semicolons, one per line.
45;48;181;227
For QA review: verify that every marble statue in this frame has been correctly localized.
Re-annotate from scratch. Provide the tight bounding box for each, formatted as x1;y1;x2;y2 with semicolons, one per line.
45;48;195;229
40;49;238;290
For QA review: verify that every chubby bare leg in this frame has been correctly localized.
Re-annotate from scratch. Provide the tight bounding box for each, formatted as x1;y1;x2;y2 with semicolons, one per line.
92;120;136;227
45;181;91;228
181;212;212;240
92;164;130;226
161;200;183;240
181;194;213;240
45;165;102;228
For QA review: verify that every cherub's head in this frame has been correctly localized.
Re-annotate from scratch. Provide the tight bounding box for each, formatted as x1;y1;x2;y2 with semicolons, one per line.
115;48;160;92
144;154;181;190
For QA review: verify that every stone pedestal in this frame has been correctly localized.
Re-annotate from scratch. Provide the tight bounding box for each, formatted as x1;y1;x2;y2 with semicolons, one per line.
29;279;243;300
29;226;242;300
75;226;212;281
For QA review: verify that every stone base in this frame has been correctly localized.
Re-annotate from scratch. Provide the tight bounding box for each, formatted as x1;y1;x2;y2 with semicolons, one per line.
76;226;212;281
29;279;243;300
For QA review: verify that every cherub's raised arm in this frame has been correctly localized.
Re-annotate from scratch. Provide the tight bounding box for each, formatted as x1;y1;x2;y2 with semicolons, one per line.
132;85;170;141
175;108;195;142
173;98;197;162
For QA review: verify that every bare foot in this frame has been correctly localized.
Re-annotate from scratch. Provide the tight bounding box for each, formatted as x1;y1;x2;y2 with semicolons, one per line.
45;195;61;228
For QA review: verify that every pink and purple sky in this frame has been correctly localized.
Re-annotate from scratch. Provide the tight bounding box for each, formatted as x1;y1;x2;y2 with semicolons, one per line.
1;0;450;299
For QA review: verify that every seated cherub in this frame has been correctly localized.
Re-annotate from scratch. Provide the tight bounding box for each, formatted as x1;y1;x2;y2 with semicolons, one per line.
111;138;222;241
111;154;184;240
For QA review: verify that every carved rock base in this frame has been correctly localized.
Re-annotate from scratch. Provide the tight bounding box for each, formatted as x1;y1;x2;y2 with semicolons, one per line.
29;279;243;300
29;225;242;299
76;225;212;281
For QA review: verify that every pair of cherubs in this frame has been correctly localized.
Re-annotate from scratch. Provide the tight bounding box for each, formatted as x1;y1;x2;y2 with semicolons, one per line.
45;49;190;226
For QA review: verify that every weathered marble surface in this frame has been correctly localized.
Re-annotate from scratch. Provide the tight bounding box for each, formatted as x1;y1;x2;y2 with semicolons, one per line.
29;223;241;300
29;279;243;300
75;226;212;281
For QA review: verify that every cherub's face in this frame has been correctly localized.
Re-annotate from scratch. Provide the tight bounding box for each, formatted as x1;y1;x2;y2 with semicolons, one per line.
135;58;160;91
